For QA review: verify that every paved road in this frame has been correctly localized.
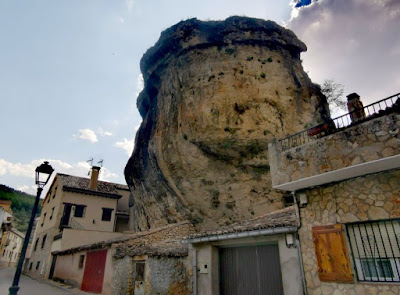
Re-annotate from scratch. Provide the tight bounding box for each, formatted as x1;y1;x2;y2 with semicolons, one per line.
0;267;79;295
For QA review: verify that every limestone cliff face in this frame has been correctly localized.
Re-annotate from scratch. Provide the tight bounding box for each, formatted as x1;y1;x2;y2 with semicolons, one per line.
125;16;330;231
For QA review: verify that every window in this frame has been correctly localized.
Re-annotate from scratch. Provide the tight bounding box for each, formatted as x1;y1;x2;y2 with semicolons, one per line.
50;207;55;220
2;250;5;256
101;208;113;221
74;205;86;218
29;262;33;270
36;261;40;270
52;186;57;199
41;234;47;249
79;255;85;269
34;238;39;251
41;213;47;227
347;219;400;282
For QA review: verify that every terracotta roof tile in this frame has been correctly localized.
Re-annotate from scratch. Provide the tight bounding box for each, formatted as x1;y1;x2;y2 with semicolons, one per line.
188;206;299;239
57;173;128;197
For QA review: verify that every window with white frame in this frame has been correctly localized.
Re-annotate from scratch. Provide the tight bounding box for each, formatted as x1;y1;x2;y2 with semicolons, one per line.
346;219;400;282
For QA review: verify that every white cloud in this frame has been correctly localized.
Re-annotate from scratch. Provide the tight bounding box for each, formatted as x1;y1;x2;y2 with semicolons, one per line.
288;0;400;104
75;128;98;143
126;0;135;12
97;127;113;137
115;138;135;156
0;158;121;193
135;73;144;99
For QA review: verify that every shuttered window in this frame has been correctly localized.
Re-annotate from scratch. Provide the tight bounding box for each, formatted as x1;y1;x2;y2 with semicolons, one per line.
312;224;354;283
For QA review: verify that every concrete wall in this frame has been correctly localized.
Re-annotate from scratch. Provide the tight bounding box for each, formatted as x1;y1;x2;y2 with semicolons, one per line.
61;229;123;250
269;113;400;186
53;252;85;288
194;234;303;295
298;169;400;295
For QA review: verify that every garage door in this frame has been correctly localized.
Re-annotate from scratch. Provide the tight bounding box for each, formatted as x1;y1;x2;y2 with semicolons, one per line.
81;249;107;294
219;244;284;295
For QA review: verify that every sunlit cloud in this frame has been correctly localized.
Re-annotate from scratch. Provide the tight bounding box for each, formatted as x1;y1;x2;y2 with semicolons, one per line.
115;138;135;156
74;128;98;143
287;0;400;103
135;73;144;99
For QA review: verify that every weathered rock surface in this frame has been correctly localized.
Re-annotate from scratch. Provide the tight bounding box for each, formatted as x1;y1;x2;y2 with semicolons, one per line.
125;16;330;231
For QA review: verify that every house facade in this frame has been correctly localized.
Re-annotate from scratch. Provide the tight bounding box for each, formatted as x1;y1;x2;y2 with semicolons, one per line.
0;227;24;267
25;166;130;279
268;93;400;294
51;221;194;294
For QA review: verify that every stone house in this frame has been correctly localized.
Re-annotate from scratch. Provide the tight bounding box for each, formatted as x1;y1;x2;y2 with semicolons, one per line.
25;165;130;280
51;221;194;294
0;227;24;267
268;93;400;294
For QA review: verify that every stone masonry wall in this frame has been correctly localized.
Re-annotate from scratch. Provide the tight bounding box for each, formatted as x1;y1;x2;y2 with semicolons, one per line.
146;256;192;295
270;113;400;186
25;227;59;279
299;169;400;295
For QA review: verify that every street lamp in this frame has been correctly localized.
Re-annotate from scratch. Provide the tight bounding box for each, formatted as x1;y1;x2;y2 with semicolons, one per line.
9;161;54;295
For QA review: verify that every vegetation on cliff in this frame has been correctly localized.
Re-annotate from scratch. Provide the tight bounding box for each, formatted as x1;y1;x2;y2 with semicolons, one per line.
0;184;42;233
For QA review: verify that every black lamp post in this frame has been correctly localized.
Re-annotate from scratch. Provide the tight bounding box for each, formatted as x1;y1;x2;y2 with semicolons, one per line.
9;161;54;295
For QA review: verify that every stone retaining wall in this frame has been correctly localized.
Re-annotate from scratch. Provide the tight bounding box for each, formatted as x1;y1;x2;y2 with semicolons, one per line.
270;113;400;186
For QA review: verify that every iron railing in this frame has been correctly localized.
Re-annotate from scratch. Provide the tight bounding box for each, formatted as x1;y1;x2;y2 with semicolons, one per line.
346;219;400;282
279;93;399;151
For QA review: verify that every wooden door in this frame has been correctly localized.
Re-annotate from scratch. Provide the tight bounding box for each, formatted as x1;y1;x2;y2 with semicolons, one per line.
81;250;107;293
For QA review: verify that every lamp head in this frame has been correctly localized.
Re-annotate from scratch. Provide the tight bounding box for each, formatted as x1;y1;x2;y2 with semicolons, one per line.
35;161;54;188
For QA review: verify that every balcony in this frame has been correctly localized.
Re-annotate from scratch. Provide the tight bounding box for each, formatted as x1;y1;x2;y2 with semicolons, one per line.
268;93;400;191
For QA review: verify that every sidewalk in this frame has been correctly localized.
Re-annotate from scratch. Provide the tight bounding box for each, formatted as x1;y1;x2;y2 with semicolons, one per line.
0;266;88;295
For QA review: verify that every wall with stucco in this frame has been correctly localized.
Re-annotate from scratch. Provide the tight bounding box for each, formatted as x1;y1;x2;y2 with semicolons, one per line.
61;229;124;250
193;234;303;295
62;191;118;232
53;251;85;288
298;169;400;295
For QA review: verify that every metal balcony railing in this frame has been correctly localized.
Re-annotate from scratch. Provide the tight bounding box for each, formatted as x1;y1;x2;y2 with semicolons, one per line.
279;93;399;151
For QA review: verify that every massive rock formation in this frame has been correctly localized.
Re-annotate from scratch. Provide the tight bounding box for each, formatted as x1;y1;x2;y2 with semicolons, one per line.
125;16;330;231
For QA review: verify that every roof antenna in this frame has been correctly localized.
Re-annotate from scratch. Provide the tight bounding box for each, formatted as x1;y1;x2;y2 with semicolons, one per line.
98;159;104;167
87;158;93;175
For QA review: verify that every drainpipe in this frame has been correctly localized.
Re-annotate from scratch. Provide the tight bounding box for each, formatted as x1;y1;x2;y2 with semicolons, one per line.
293;192;308;295
190;244;197;295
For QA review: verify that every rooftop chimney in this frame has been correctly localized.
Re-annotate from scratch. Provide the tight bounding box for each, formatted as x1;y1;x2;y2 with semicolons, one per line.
89;166;101;190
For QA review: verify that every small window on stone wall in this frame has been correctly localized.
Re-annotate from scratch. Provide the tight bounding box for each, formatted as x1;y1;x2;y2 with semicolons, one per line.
36;261;40;270
29;262;33;270
79;255;85;269
41;234;47;249
346;219;400;282
34;238;39;251
312;224;354;283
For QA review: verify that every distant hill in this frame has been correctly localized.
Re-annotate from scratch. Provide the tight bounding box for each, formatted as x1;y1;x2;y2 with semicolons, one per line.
0;184;42;233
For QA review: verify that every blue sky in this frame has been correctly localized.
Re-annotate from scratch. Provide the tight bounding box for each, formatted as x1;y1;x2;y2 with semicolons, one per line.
0;0;399;194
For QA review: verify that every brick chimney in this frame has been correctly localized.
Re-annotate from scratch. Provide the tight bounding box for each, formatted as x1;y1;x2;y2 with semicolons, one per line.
89;166;101;190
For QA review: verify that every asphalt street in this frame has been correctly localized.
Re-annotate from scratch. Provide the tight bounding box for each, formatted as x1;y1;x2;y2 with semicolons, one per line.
0;267;80;295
